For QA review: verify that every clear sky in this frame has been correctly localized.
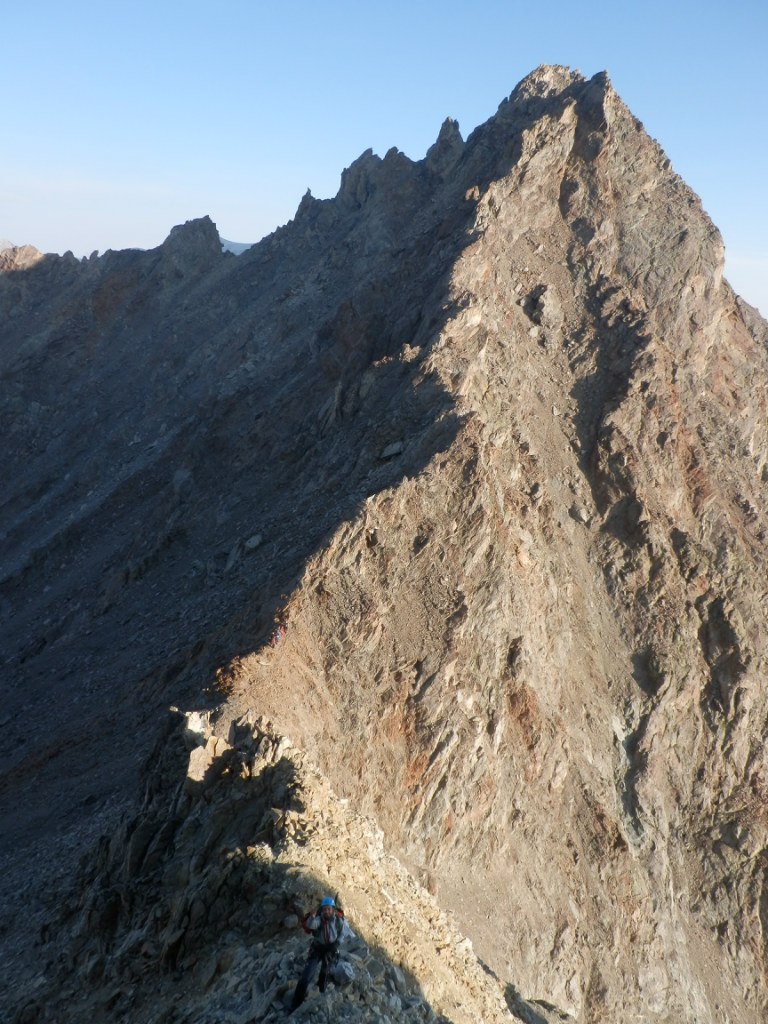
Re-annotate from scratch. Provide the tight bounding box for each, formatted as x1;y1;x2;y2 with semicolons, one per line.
3;0;767;315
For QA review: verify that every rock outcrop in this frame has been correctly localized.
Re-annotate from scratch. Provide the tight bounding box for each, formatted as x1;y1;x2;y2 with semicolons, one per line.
1;66;766;1023
17;713;531;1024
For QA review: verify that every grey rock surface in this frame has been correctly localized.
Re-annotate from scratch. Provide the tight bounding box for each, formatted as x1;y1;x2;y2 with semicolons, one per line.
1;65;767;1023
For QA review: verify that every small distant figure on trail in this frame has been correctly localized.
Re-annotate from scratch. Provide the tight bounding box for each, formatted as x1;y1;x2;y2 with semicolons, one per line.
270;620;287;647
290;895;353;1011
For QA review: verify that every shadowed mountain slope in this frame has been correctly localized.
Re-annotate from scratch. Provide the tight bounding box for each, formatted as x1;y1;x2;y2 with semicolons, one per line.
2;66;767;1023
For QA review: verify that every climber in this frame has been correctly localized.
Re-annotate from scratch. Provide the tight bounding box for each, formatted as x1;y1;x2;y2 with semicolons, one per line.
270;622;287;647
290;896;349;1011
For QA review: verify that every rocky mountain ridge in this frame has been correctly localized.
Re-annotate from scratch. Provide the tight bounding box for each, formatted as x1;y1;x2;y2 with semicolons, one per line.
1;65;767;1022
16;712;531;1024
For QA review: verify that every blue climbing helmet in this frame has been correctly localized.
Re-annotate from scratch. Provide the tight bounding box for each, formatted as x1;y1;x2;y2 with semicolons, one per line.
320;896;335;907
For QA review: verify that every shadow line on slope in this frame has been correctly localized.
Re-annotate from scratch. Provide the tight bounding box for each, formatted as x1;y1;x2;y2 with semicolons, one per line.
12;710;461;1024
0;72;624;1012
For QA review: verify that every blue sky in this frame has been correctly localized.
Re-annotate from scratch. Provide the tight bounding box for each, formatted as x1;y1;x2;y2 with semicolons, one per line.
3;0;767;314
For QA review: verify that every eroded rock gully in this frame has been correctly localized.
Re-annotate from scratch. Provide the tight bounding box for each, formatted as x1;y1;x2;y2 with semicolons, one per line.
1;66;767;1023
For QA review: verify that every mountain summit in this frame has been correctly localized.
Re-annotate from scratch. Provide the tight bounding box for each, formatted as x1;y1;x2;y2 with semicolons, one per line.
2;66;767;1023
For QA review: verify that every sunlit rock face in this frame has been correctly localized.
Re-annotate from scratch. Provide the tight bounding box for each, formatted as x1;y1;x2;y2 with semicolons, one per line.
2;66;767;1024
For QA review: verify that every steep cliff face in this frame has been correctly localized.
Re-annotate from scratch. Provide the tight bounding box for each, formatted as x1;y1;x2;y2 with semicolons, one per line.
1;66;767;1023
